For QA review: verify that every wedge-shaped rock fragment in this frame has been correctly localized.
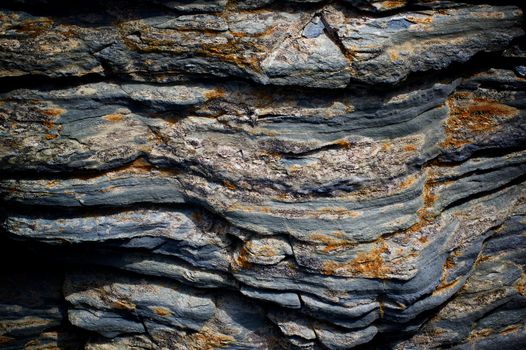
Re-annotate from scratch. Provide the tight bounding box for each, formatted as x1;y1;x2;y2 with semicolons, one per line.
261;31;351;88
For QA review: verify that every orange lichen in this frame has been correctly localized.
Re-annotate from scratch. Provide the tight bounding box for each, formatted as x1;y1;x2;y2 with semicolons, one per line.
441;93;520;148
321;240;388;278
150;306;171;317
403;144;417;152
398;174;418;190
111;300;136;311
334;139;352;149
40;107;64;118
41;113;62;140
40;108;63;118
104;113;124;122
195;26;270;73
380;0;407;10
422;182;437;207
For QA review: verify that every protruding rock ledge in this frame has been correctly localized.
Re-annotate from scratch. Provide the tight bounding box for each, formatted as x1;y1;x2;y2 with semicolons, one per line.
0;3;522;88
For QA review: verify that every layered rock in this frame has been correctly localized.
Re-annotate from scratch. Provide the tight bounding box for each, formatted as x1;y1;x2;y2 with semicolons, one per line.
0;0;525;349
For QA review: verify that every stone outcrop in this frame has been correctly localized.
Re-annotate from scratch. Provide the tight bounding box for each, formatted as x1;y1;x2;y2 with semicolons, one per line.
0;0;525;349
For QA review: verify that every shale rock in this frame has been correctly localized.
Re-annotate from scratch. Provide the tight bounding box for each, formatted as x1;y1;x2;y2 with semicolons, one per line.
0;0;525;349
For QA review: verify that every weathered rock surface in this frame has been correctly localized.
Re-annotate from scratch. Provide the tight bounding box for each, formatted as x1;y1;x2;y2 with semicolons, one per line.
0;0;525;349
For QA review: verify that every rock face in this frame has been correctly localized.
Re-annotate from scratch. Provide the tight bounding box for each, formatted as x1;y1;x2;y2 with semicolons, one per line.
0;0;525;349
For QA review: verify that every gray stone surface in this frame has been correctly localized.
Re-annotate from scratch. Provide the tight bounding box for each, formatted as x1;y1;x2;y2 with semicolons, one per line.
0;1;525;349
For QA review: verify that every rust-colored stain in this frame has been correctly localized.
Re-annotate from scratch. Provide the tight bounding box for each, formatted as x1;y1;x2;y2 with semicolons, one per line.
422;181;437;207
321;239;388;278
315;207;361;218
204;88;225;100
40;107;64;118
433;278;459;295
334;139;352;149
310;232;356;253
500;324;521;335
46;180;58;188
111;300;136;311
381;0;407;10
104;113;124;122
150;306;171;317
515;274;526;296
233;246;252;270
102;158;175;178
444;256;454;269
441;93;519;148
398;174;418;190
245;241;277;258
42;120;54;129
14;18;53;37
469;328;493;339
41;111;63;140
433;254;459;295
223;180;236;190
403;144;417;152
406;15;433;25
417;235;428;244
187;327;235;350
197;35;264;73
107;158;153;177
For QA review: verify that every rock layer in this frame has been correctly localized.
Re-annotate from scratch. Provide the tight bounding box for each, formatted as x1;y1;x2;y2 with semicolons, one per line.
0;0;525;349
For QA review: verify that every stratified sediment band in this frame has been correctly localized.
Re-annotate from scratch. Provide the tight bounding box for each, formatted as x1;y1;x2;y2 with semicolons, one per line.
0;0;525;349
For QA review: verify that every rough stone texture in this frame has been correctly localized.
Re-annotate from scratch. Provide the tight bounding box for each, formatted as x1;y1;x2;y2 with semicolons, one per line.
0;0;525;349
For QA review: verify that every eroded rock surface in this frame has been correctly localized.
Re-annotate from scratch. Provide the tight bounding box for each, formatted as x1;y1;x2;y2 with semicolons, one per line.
0;0;525;349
